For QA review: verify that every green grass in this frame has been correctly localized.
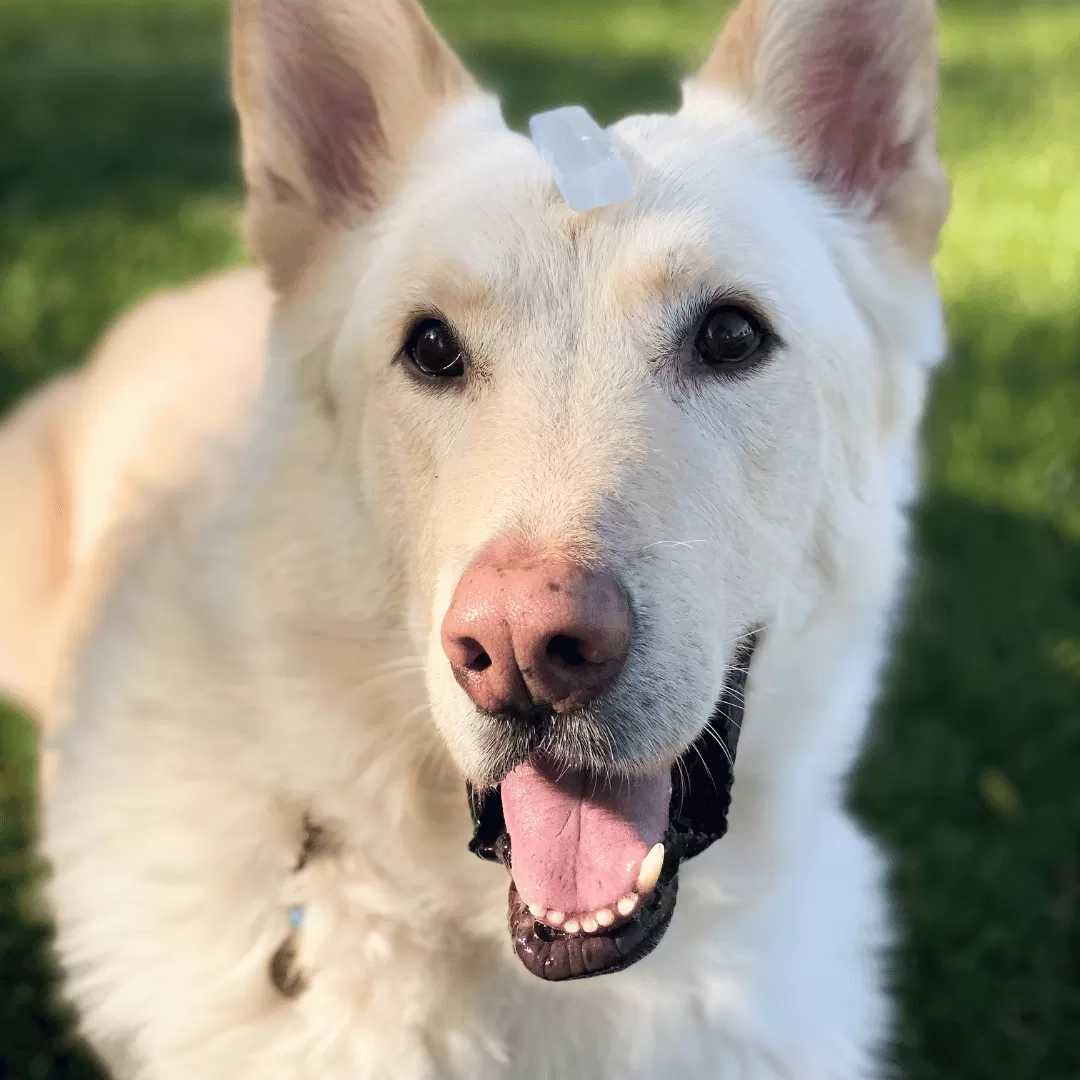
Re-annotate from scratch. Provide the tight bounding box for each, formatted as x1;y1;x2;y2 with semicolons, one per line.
1;0;1077;1076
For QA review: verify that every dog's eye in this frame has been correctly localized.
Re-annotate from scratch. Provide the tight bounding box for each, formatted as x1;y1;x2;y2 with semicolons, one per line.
405;319;466;379
695;306;765;369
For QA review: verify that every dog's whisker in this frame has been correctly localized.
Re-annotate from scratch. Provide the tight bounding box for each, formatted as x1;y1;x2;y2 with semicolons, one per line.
674;755;690;817
374;656;428;673
398;702;432;724
691;741;719;794
641;539;709;551
702;723;735;770
288;620;421;645
354;667;426;695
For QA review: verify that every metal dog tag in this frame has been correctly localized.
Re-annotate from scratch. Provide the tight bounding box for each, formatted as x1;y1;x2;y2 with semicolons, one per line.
528;105;636;212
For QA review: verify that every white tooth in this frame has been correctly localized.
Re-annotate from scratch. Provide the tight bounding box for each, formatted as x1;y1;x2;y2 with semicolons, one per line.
547;911;565;926
595;908;615;927
564;919;581;935
617;895;637;917
636;843;665;894
528;904;547;919
582;917;599;933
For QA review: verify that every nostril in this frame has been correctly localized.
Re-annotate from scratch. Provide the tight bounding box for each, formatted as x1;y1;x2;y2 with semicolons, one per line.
460;638;492;672
546;634;588;667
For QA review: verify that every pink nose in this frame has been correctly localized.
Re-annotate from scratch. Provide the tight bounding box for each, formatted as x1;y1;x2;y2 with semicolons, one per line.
441;537;632;715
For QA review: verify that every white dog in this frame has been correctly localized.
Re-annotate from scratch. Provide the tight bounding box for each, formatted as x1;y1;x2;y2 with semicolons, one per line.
0;0;949;1075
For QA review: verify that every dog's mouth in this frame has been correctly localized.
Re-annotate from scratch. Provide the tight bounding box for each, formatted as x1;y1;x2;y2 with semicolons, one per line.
467;635;757;981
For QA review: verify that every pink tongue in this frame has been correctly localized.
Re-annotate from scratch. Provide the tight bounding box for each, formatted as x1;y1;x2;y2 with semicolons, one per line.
501;759;671;916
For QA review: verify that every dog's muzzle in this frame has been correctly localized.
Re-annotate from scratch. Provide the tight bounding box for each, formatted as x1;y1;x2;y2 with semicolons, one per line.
467;633;759;981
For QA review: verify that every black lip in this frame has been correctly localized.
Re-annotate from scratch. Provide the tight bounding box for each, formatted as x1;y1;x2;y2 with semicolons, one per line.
508;853;678;980
468;633;758;982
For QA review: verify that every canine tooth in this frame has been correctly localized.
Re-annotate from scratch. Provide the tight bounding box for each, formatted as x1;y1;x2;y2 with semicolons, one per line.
564;919;581;935
582;917;599;933
617;895;638;917
636;843;665;894
528;904;547;919
595;908;615;927
547;911;565;926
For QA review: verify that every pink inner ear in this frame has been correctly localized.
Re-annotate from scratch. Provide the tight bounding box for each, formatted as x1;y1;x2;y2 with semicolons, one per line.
796;0;917;205
261;0;386;216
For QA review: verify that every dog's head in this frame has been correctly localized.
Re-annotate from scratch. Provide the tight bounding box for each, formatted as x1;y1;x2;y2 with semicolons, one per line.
234;0;947;979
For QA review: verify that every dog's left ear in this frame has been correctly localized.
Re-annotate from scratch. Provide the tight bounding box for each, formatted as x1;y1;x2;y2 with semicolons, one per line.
232;0;478;291
690;0;949;260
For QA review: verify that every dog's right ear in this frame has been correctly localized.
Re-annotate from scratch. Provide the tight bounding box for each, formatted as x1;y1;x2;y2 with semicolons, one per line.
232;0;477;291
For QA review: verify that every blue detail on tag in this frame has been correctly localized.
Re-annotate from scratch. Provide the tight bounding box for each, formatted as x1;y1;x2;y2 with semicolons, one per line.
287;905;305;930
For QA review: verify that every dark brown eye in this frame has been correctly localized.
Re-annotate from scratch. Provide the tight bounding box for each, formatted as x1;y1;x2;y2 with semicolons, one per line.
695;306;765;368
405;318;466;378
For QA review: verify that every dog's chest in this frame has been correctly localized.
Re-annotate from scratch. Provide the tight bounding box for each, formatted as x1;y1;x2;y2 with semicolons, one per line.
247;824;739;1079
242;844;781;1080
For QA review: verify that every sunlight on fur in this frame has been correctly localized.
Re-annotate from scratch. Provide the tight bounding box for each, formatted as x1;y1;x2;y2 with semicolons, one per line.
0;0;948;1075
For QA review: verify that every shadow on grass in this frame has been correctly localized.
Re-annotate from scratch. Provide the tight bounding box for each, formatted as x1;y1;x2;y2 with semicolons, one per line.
853;298;1080;1080
0;703;108;1080
855;492;1080;1080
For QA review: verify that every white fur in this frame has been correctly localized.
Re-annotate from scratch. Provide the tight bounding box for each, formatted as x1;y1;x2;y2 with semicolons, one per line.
26;1;949;1076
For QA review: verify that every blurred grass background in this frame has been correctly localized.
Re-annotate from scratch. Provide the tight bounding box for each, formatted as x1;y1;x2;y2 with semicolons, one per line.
0;0;1077;1076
